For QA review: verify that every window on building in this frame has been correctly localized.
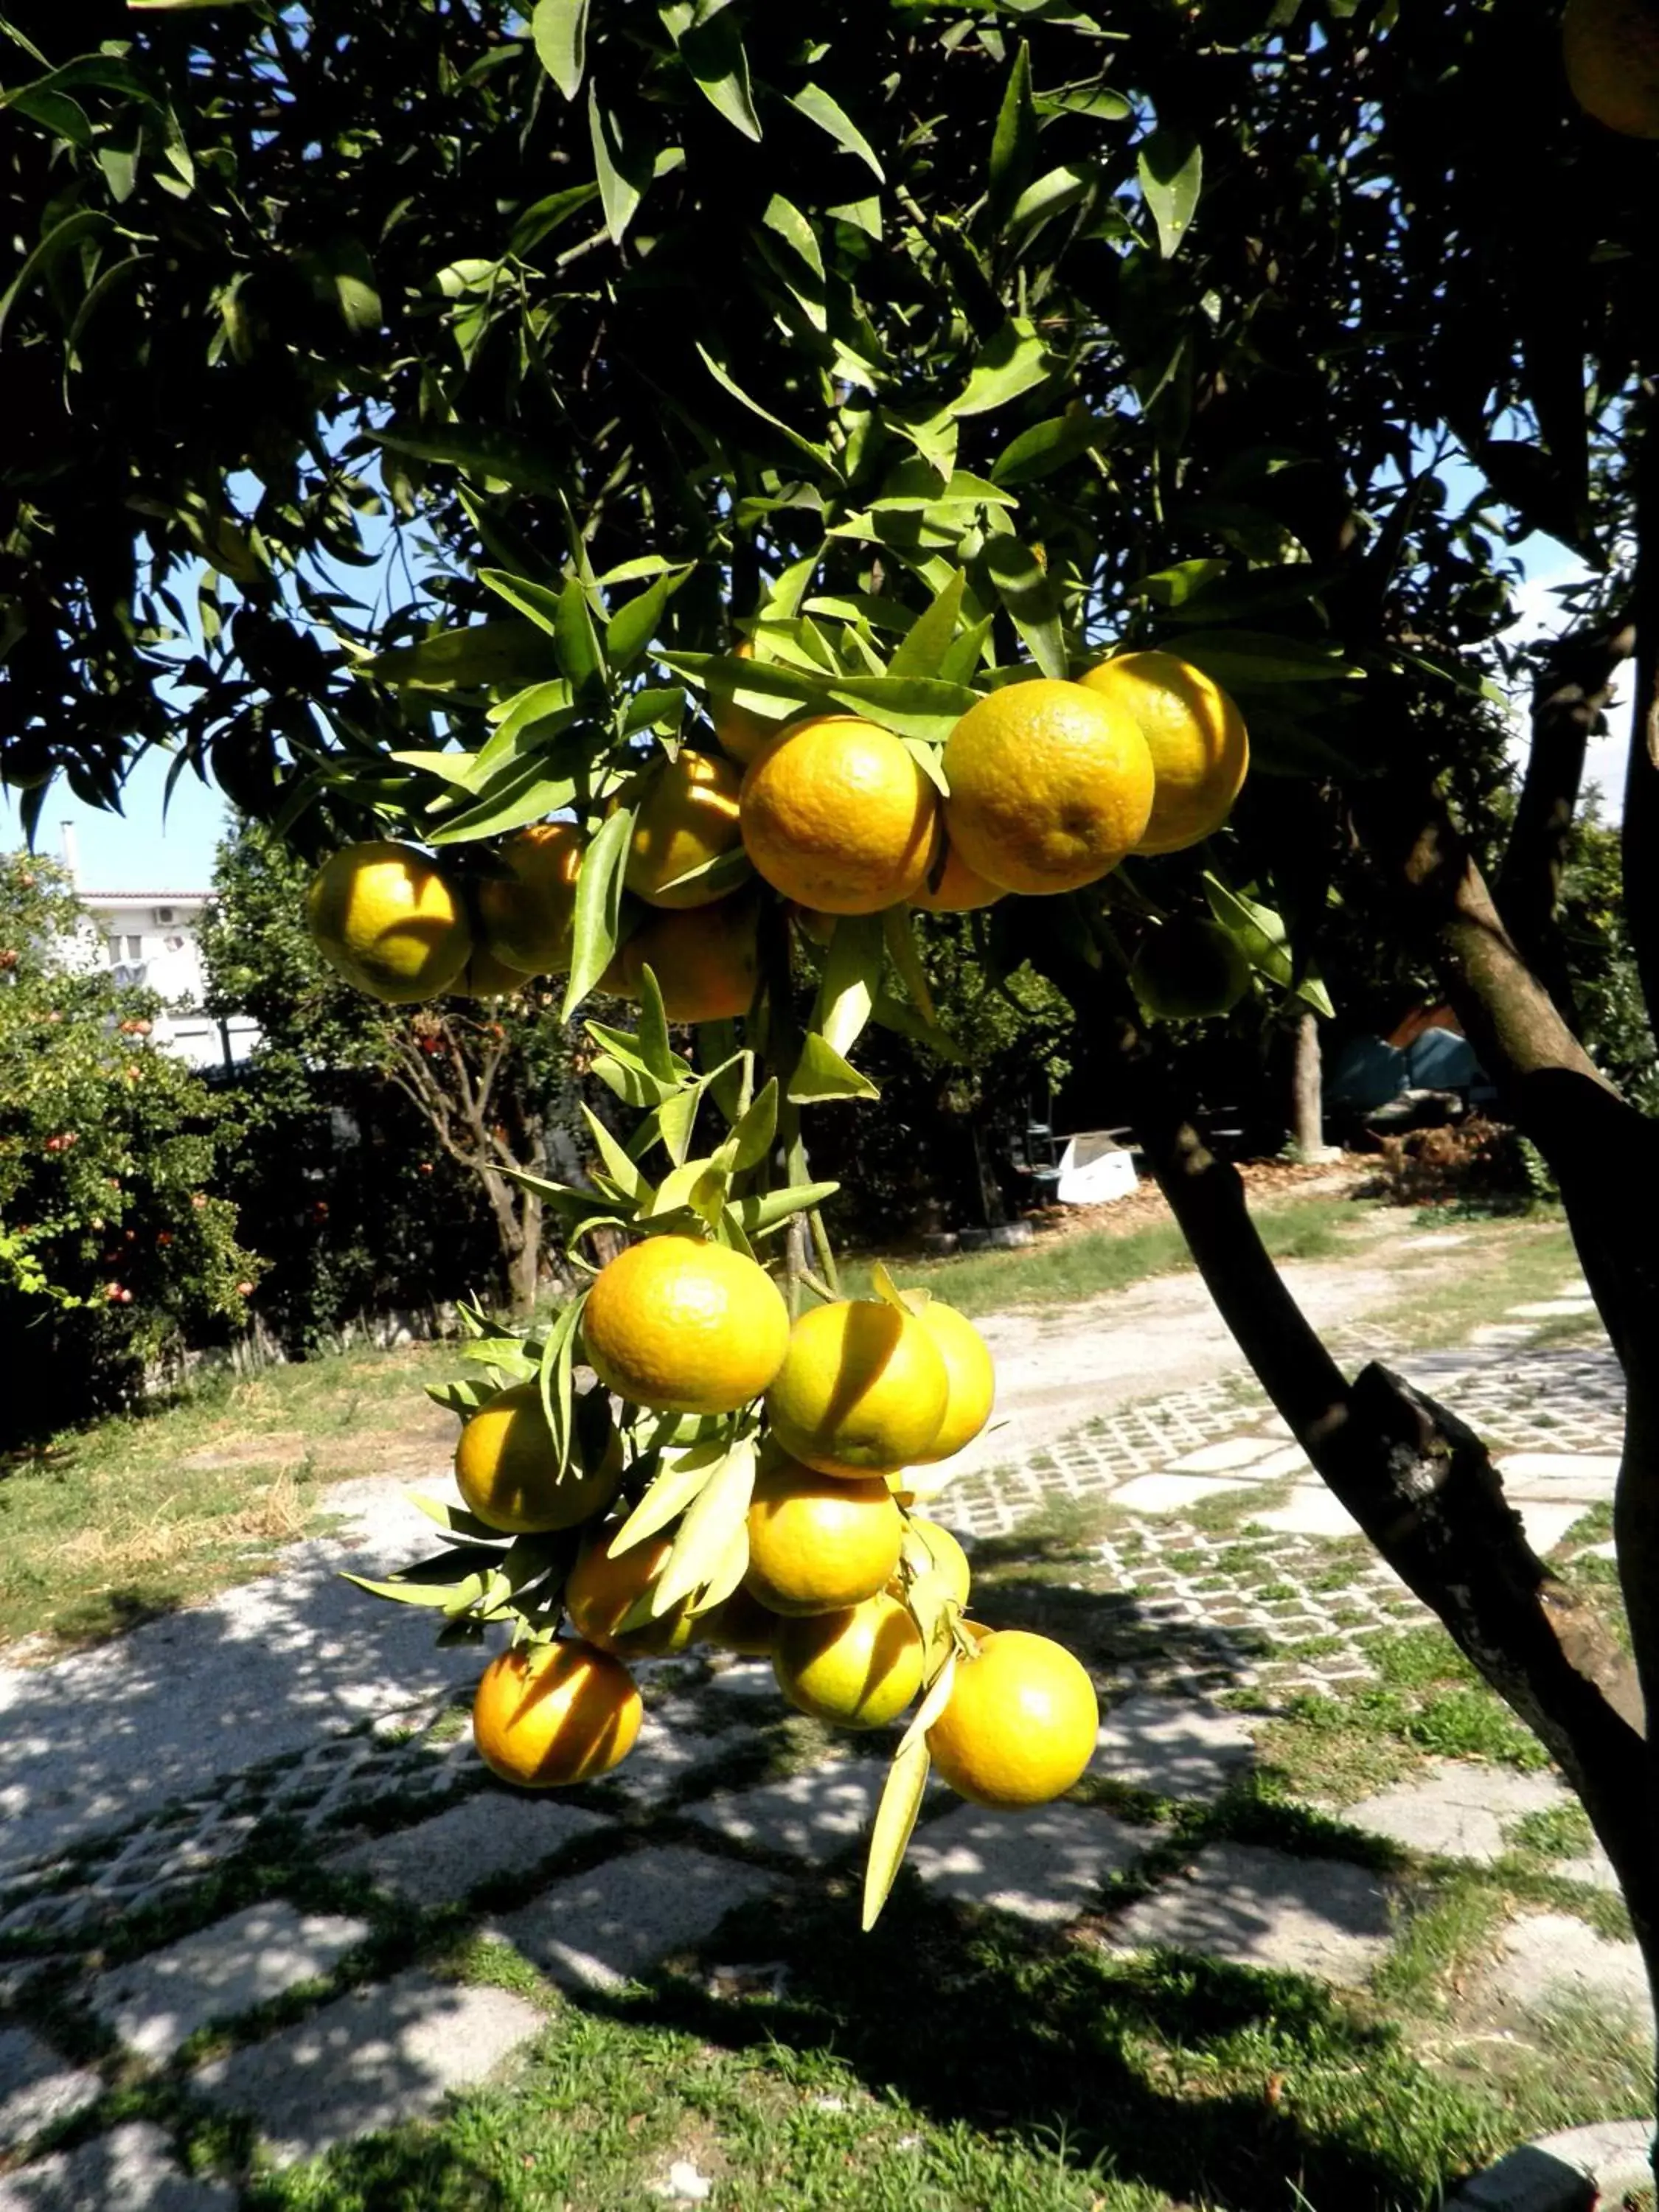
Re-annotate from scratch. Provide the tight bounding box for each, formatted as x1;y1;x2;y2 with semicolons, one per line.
125;934;142;961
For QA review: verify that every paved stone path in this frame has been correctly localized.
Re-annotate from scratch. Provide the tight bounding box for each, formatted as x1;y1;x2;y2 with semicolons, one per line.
0;1259;1647;2205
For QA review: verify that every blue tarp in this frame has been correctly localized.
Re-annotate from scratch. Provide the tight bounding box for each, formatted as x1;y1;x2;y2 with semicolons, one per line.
1329;1029;1486;1110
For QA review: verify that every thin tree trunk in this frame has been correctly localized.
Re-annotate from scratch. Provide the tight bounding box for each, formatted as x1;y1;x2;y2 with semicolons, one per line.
1290;1012;1327;1160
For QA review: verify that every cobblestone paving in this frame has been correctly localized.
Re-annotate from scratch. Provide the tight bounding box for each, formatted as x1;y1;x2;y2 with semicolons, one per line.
0;1276;1639;2201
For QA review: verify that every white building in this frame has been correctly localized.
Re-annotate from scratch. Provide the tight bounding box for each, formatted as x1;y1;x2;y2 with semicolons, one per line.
60;828;260;1071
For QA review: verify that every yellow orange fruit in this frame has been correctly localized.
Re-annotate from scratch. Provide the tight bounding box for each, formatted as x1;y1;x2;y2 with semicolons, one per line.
911;841;1006;914
765;1298;950;1478
454;1381;621;1534
472;1638;641;1787
941;680;1155;895
772;1592;925;1729
926;1629;1098;1807
698;1582;782;1657
740;715;941;915
902;1517;972;1609
625;748;748;909
563;1526;695;1657
450;943;534;998
1078;653;1249;856
306;841;471;1003
581;1235;790;1414
1562;0;1659;133
709;639;782;766
607;894;760;1023
908;1301;995;1465
473;821;584;975
744;1461;905;1616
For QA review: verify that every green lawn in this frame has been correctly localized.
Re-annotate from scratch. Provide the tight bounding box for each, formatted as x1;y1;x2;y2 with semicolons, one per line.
841;1194;1360;1318
0;1340;457;1652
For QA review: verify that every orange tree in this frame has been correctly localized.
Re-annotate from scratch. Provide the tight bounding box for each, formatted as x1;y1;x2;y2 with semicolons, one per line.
0;854;256;1438
6;0;1659;2112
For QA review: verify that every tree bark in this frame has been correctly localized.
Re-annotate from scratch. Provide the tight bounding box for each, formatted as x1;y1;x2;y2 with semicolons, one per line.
1289;1012;1326;1159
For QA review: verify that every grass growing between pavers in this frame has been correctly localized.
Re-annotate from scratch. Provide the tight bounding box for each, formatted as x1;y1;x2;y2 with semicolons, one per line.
220;1869;1632;2212
0;1340;459;1652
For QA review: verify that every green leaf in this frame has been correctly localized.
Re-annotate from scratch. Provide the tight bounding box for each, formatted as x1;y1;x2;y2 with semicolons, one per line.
728;1180;842;1238
821;675;978;745
980;538;1066;679
0;209;110;343
533;0;590;100
950;319;1055;420
562;807;635;1018
789;83;885;181
425;748;585;844
653;1437;757;1613
814;912;886;1060
861;1736;930;1930
986;41;1036;234
634;965;679;1086
369;621;553;694
789;1033;880;1103
888;570;967;682
581;1100;648;1199
696;345;836;474
1170;630;1364;686
555;576;607;692
606;573;676;672
641;1155;729;1228
1008;161;1097;238
509;183;601;257
880;908;939;1026
717;1077;778;1175
1138;128;1203;260
991;410;1105;487
479;568;567;639
372;427;568;499
401;1494;507;1547
650;845;754;905
665;4;762;141
895;1646;959;1759
760;195;824;280
538;1291;588;1481
609;1441;726;1555
588;86;645;243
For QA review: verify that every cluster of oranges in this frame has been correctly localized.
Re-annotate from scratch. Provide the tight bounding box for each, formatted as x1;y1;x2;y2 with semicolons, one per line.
305;647;1248;1026
458;1232;1099;1820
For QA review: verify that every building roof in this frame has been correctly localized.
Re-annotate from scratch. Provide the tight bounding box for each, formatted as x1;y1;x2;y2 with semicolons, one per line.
78;891;213;905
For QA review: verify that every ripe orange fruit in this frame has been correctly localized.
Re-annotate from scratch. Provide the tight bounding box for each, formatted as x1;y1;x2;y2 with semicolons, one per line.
744;1461;905;1615
563;1525;695;1657
306;841;472;1002
911;841;1006;914
454;1381;621;1534
765;1298;950;1478
450;943;534;999
1079;653;1249;856
698;1582;782;1657
472;1638;642;1787
740;715;941;915
474;822;584;975
772;1593;925;1728
901;1517;972;1609
581;1235;790;1414
625;748;748;909
926;1629;1098;1806
709;639;782;766
1563;0;1659;133
908;1301;995;1464
941;680;1155;894
605;894;760;1023
1131;918;1251;1021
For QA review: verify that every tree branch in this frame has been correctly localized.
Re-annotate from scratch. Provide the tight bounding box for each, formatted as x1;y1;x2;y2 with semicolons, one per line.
1497;612;1634;990
1625;384;1659;1049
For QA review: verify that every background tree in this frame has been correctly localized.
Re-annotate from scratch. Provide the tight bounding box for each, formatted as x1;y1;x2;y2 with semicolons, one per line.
200;821;583;1318
7;0;1659;2155
0;852;256;1439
